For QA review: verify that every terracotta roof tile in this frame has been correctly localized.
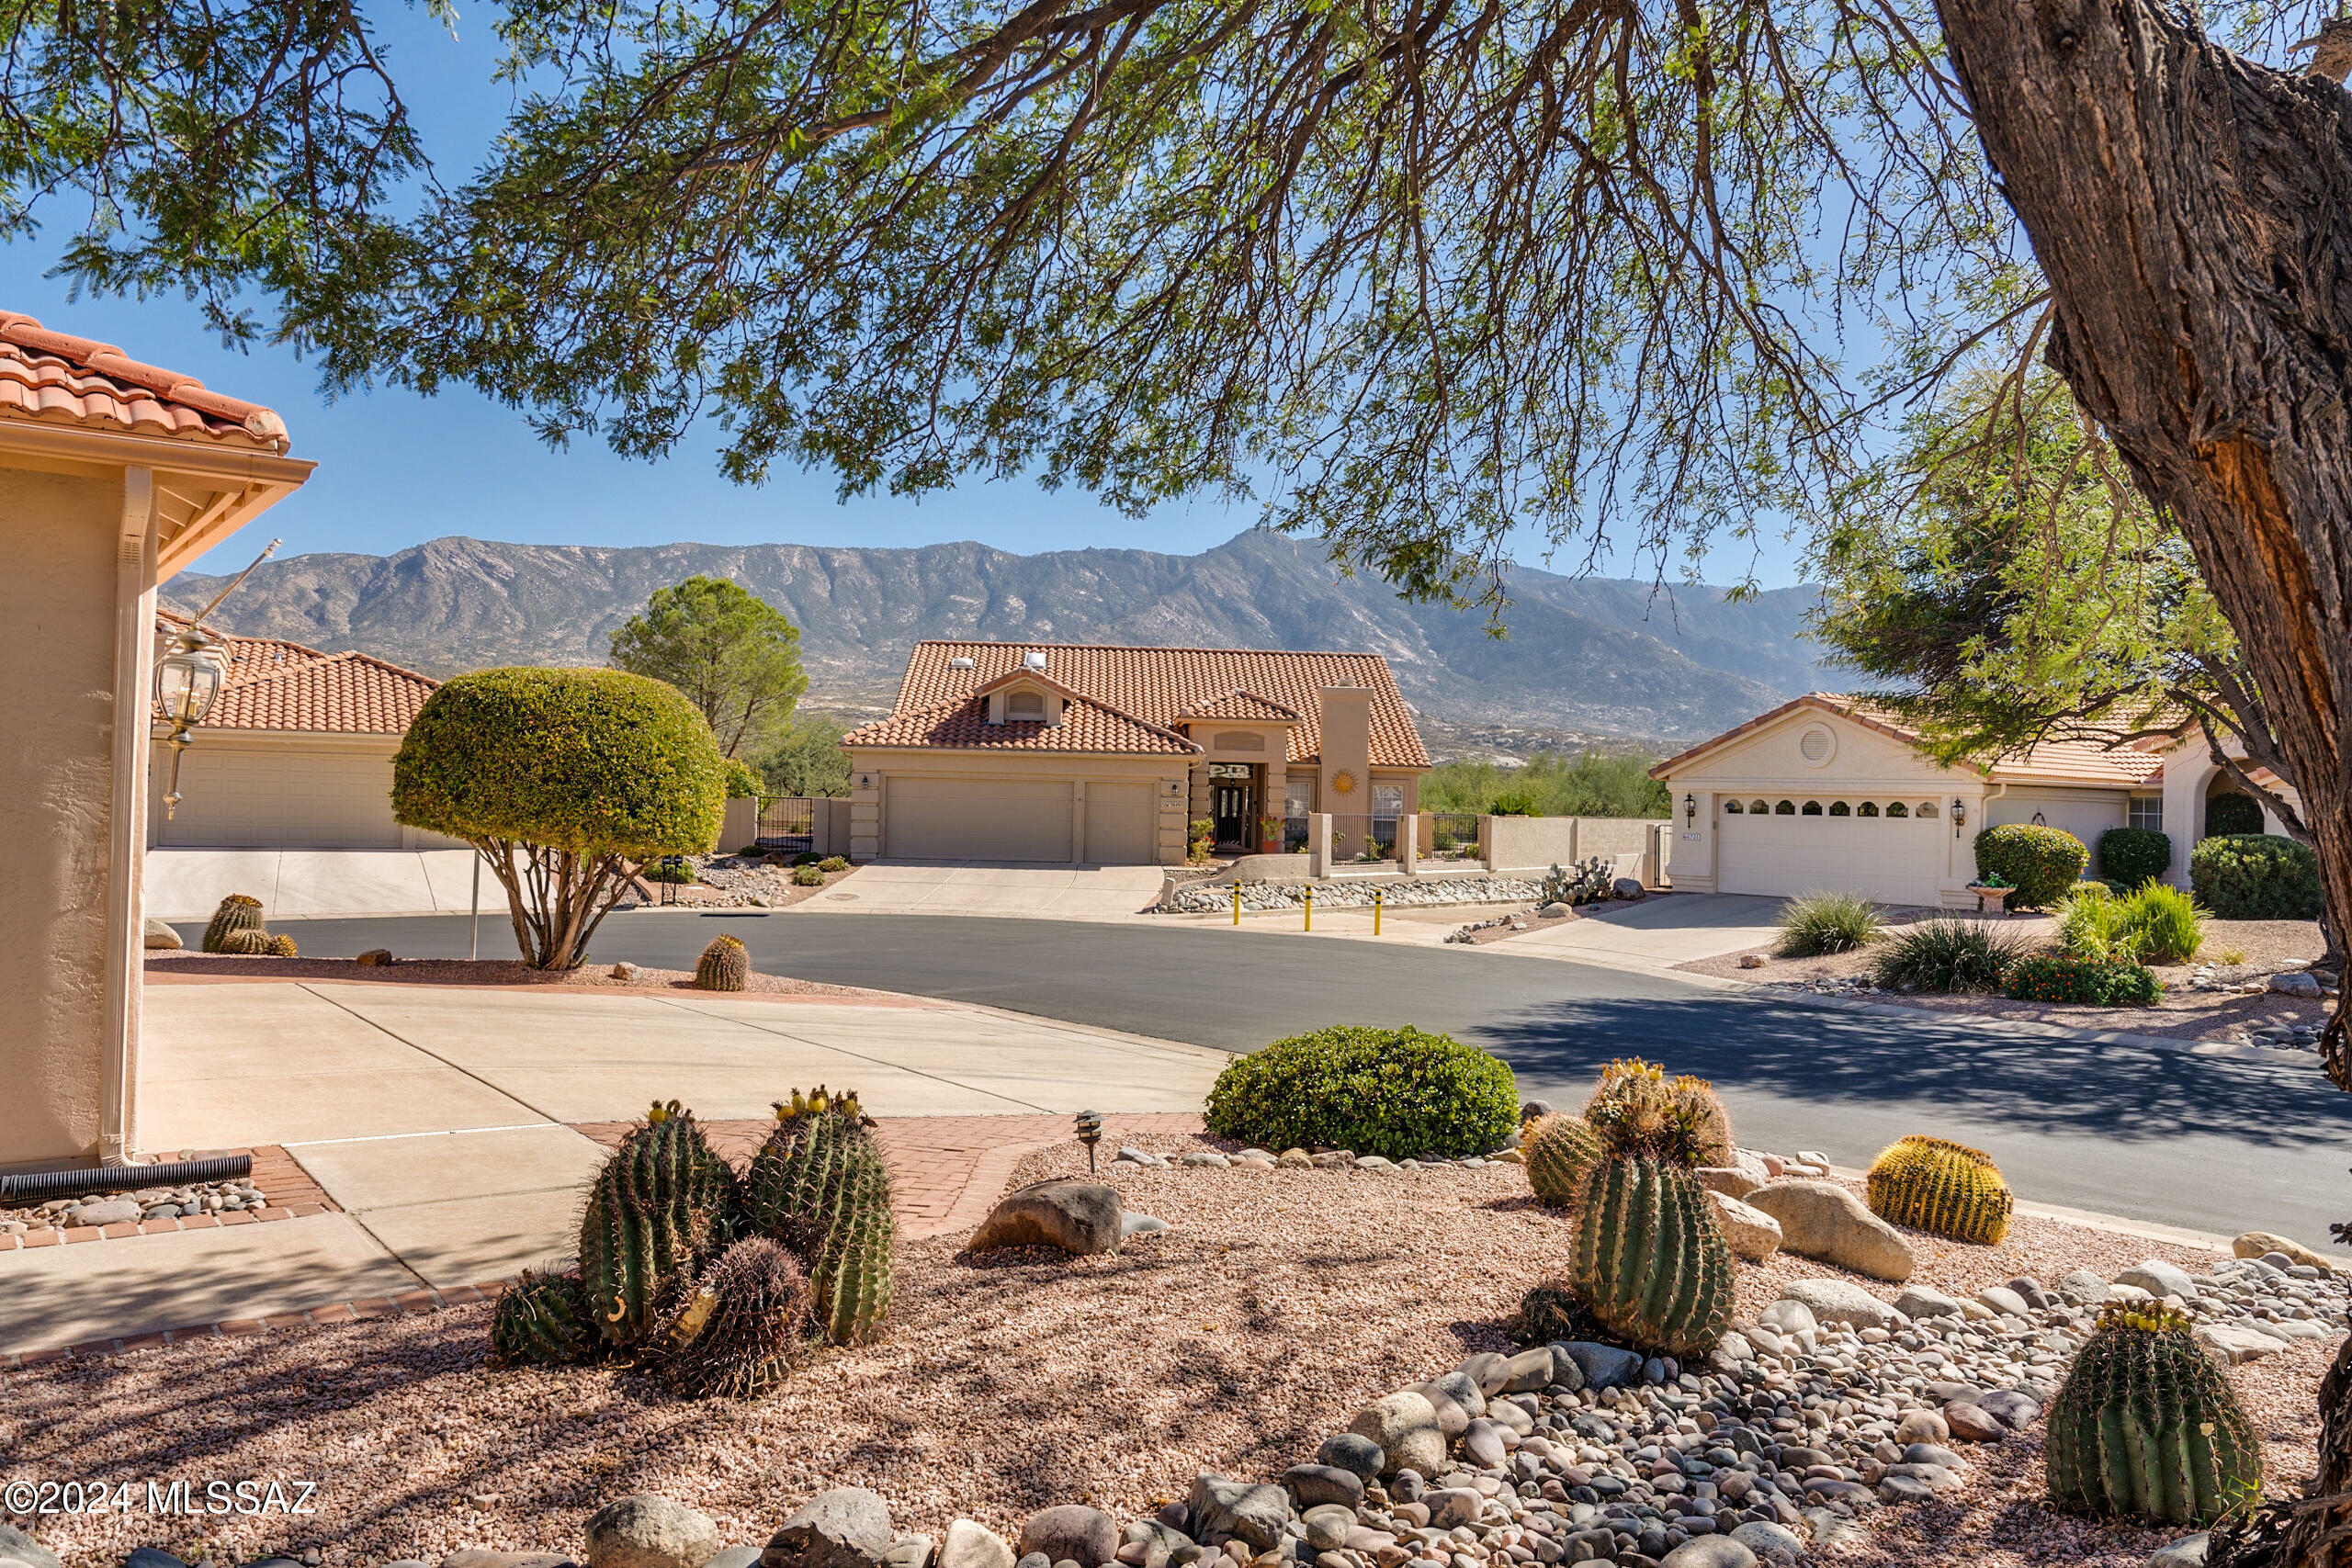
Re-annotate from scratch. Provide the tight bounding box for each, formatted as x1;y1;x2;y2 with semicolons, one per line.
156;612;435;734
0;311;289;451
1652;693;2166;787
878;643;1428;765
840;692;1199;755
1179;689;1301;723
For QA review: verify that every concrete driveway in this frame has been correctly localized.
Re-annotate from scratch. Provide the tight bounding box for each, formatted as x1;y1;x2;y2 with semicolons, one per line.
799;861;1168;919
1498;892;1784;970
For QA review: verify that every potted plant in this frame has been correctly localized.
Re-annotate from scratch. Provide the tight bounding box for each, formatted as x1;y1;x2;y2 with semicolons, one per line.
1967;870;2016;915
1258;814;1283;853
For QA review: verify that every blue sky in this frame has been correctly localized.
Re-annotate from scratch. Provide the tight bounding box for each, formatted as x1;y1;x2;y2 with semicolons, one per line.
1;7;1812;587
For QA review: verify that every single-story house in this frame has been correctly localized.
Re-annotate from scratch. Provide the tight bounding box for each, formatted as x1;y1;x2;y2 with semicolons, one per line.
841;642;1431;863
1651;693;2294;907
149;609;460;851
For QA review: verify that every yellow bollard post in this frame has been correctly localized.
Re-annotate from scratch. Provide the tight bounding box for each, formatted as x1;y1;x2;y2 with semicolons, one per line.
1304;886;1313;931
1233;885;1241;926
1374;887;1383;936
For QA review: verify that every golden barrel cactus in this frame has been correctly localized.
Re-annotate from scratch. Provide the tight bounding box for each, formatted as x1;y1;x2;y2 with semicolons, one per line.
1866;1134;2015;1245
1522;1113;1603;1210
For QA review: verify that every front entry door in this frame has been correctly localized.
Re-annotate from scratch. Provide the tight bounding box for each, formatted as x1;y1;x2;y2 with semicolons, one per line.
1212;779;1256;848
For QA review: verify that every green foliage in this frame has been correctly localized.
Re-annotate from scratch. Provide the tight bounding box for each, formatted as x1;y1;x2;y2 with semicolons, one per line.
695;934;750;991
2098;828;2172;888
792;863;825;886
1522;1114;1604;1210
722;756;761;798
1865;1135;2014;1245
2046;1305;2264;1526
490;1269;599;1367
1421;752;1670;819
1188;818;1216;863
609;577;808;760
1776;890;1882;956
1870;918;2027;993
1542;858;1615;907
2119;883;2206;964
1974;824;2089;909
1203;1026;1518;1161
2054;882;2138;961
2002;953;2161;1006
644;859;697;885
818;855;848;873
743;1089;896;1347
577;1104;740;1349
2191;834;2324;921
757;713;854;799
202;895;265;953
1568;1155;1735;1356
2205;792;2265;838
654;1236;809;1400
394;668;726;967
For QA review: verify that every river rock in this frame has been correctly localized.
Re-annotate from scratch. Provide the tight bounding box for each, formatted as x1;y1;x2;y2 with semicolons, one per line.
1282;1465;1363;1511
763;1490;895;1568
1317;1434;1384;1480
2197;1323;2286;1364
2146;1533;2211;1568
1744;1181;1916;1280
143;918;183;950
586;1496;723;1568
1017;1508;1114;1568
0;1529;61;1568
1659;1539;1755;1568
967;1179;1123;1256
1495;1347;1556;1393
1350;1393;1444;1475
2115;1258;2199;1302
1555;1341;1644;1390
1776;1278;1902;1330
1187;1477;1290;1551
1894;1284;1963;1320
1709;1191;1782;1262
937;1522;1012;1568
1940;1402;2007;1442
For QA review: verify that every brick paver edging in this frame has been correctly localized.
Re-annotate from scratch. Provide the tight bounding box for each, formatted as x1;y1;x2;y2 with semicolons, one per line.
1;1280;513;1371
0;1145;339;1251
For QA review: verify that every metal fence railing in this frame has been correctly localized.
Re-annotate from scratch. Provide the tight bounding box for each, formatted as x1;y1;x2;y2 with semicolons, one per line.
1328;813;1401;863
1422;812;1482;860
758;796;816;854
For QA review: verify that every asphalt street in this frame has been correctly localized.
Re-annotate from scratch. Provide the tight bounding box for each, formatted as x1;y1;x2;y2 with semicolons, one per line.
237;909;2352;1248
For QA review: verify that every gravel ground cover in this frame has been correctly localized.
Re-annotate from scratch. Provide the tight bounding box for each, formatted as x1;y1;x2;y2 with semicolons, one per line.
1162;876;1553;914
4;1133;2339;1568
615;854;854;911
142;953;920;1004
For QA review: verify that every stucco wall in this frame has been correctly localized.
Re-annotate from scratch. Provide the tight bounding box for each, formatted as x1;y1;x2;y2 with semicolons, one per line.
1485;815;1666;874
3;464;119;1164
1985;786;2128;876
843;749;1190;863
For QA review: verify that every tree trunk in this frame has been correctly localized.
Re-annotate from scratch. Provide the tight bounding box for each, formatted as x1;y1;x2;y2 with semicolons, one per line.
1933;1;2352;1557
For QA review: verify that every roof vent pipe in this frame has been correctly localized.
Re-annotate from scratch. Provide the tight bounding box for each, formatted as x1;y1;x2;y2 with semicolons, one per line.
1023;650;1047;671
948;657;976;670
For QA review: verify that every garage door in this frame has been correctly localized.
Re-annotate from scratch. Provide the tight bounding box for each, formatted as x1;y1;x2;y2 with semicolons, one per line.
1716;797;1947;907
153;748;404;849
1083;783;1157;863
885;776;1073;862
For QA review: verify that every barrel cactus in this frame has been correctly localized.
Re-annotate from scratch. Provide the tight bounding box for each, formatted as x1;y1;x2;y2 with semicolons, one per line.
203;895;266;953
2046;1303;2264;1526
655;1235;810;1399
1565;1059;1736;1356
744;1087;896;1345
1522;1113;1603;1210
1867;1134;2015;1245
695;934;751;992
489;1268;598;1367
578;1102;741;1348
269;932;299;958
217;927;277;955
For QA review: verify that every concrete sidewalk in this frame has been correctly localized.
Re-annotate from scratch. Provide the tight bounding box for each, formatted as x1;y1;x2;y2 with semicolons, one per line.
798;862;1168;919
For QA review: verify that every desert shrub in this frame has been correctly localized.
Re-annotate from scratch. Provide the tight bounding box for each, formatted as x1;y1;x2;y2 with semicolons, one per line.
2190;833;2324;921
1871;919;2028;993
1489;791;1539;817
2119;882;2206;964
2205;791;2266;838
1204;1025;1518;1160
819;855;848;873
393;667;726;967
2055;882;2138;961
2098;827;2172;888
1776;890;1882;956
1419;750;1669;818
643;858;697;885
792;863;825;886
1974;824;2089;908
2002;953;2162;1006
793;851;824;865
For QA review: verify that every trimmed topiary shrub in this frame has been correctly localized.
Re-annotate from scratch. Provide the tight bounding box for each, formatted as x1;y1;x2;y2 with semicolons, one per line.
1975;824;2090;909
1204;1025;1518;1160
1775;890;1882;956
2098;827;2171;888
2205;791;2265;838
2002;952;2162;1006
2190;833;2324;921
1870;918;2028;993
393;668;727;968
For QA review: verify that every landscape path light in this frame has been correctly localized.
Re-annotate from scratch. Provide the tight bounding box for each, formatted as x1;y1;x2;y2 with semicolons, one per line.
1074;1109;1104;1172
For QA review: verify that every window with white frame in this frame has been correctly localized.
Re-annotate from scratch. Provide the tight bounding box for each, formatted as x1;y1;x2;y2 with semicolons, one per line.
2128;795;2163;831
1372;783;1405;819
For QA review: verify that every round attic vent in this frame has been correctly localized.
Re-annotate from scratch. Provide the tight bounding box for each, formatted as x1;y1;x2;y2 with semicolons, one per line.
948;657;976;669
1798;726;1835;765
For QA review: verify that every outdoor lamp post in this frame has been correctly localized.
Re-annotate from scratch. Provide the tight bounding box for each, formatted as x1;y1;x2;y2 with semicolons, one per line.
153;628;229;819
1074;1109;1104;1172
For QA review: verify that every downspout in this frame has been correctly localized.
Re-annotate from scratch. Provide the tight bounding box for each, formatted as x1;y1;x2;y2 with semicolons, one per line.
100;468;159;1166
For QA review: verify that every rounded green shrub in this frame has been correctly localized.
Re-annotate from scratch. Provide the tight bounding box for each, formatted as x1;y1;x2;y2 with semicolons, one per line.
1204;1025;1518;1160
792;863;825;886
2002;953;2161;1006
819;855;849;873
2205;791;2265;838
2190;833;2324;921
1974;824;2089;908
722;756;761;799
2098;827;2172;888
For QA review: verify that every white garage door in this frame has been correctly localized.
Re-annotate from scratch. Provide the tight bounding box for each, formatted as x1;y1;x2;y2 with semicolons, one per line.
1083;783;1157;863
886;776;1073;863
1717;797;1947;907
154;748;403;850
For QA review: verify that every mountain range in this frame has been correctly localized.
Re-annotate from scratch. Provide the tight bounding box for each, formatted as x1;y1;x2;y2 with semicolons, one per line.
163;530;1833;750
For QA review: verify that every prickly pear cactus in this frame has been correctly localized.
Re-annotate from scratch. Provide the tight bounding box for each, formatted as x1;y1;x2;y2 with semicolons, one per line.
203;895;266;953
1866;1134;2015;1245
489;1268;597;1367
1522;1113;1603;1210
2046;1303;2263;1527
578;1103;741;1349
744;1087;896;1345
695;935;750;992
655;1236;810;1399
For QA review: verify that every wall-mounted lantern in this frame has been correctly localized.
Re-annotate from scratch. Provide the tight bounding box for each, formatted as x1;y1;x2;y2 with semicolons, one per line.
1683;794;1697;826
153;627;230;819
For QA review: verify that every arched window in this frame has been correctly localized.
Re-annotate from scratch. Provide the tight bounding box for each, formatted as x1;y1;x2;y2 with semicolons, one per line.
1801;800;1824;816
1723;799;1744;814
1751;800;1770;814
1827;800;1850;817
1775;799;1796;816
1885;801;1909;818
1857;801;1881;818
1917;801;1939;818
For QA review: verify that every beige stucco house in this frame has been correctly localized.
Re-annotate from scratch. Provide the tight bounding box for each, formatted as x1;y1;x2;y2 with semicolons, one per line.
2;310;310;1168
841;642;1431;863
1651;693;2283;907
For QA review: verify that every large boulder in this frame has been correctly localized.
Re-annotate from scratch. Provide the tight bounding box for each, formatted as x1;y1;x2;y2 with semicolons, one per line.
1348;1393;1445;1476
936;1523;1012;1568
1187;1476;1290;1551
1708;1191;1781;1262
2233;1231;2335;1272
1776;1279;1902;1331
587;1496;723;1568
143;918;184;951
2115;1258;2199;1302
967;1179;1124;1256
1744;1180;1916;1280
763;1490;895;1568
0;1528;61;1568
1016;1508;1115;1568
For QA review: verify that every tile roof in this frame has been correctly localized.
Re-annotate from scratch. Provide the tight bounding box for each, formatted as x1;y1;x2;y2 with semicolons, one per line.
1179;690;1302;723
870;643;1430;765
840;693;1200;755
0;311;289;451
156;611;435;734
1652;693;2165;787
